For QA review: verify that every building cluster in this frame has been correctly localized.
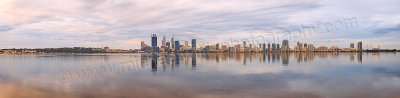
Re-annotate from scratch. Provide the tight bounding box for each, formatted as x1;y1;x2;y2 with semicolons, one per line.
0;35;397;54
140;34;370;53
0;47;134;54
140;34;197;53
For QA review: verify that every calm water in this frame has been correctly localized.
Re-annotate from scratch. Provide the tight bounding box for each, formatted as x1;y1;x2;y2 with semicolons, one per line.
0;52;399;98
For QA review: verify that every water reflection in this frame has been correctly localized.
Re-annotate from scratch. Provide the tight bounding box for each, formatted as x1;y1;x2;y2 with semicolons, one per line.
0;52;398;98
143;52;365;69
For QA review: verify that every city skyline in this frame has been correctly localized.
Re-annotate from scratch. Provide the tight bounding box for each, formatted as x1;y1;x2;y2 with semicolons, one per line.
141;34;373;51
1;0;400;49
131;33;396;53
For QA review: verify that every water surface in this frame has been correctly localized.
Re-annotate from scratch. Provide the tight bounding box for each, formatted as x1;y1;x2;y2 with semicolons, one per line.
0;52;399;98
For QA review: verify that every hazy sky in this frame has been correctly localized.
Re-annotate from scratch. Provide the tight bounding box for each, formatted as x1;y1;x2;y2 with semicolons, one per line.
1;0;399;49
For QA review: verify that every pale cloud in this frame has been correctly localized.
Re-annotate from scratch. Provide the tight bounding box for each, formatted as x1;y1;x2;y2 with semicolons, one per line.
0;0;399;49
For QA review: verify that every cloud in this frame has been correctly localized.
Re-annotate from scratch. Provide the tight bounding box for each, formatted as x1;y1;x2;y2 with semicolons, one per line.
0;0;399;49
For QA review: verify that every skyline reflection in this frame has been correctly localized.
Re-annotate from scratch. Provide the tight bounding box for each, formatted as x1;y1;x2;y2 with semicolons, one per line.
147;52;365;72
0;52;398;98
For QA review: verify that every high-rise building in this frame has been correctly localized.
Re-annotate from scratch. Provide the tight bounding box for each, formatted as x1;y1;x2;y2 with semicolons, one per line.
277;44;280;50
308;44;314;52
151;34;157;48
192;39;196;51
151;34;158;52
272;43;276;51
171;35;175;49
185;40;189;47
166;42;170;49
350;43;355;48
282;40;289;52
267;43;271;51
262;43;266;53
357;41;362;51
297;42;303;52
304;43;307;48
243;41;247;48
141;41;145;50
162;35;166;48
216;43;220;50
175;41;180;52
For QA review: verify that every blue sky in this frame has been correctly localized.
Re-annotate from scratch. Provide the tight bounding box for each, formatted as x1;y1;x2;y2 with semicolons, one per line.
0;0;399;49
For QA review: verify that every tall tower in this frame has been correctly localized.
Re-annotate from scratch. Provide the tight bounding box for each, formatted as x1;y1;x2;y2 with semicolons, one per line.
272;43;276;51
185;40;189;47
262;43;266;53
141;41;145;50
162;35;166;48
282;40;289;52
192;39;196;51
350;43;355;48
243;41;247;48
171;35;175;49
357;41;362;52
175;41;180;53
151;34;157;48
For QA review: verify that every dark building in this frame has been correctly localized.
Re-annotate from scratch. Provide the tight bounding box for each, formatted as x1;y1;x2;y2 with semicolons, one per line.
175;41;180;52
272;43;276;51
268;43;271;51
277;44;280;50
166;42;171;49
357;41;362;52
282;40;289;52
151;34;157;52
216;43;220;50
192;39;196;51
262;43;266;53
151;54;157;72
350;43;355;48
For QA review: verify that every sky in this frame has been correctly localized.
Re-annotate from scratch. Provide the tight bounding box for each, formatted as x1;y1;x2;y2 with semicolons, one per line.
0;0;400;49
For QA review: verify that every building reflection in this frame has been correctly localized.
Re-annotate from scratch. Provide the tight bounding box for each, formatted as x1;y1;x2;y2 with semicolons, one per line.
192;53;196;70
141;52;365;72
151;54;157;72
357;52;362;63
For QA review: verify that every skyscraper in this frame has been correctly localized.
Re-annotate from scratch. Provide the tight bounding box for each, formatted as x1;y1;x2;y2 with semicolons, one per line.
151;34;157;52
297;42;303;52
243;41;247;48
171;35;175;49
192;39;196;51
350;43;355;48
272;43;276;51
175;41;180;52
162;35;166;48
357;41;362;52
216;43;220;50
277;44;280;50
282;40;289;52
267;43;271;51
262;43;266;53
141;41;145;50
185;40;189;47
166;42;170;49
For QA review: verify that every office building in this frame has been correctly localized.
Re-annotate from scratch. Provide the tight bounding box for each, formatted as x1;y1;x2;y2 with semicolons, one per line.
272;43;276;51
151;34;157;48
192;39;196;51
262;43;266;53
282;40;289;52
175;41;180;52
350;43;355;48
162;35;166;48
171;35;175;49
357;41;362;51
